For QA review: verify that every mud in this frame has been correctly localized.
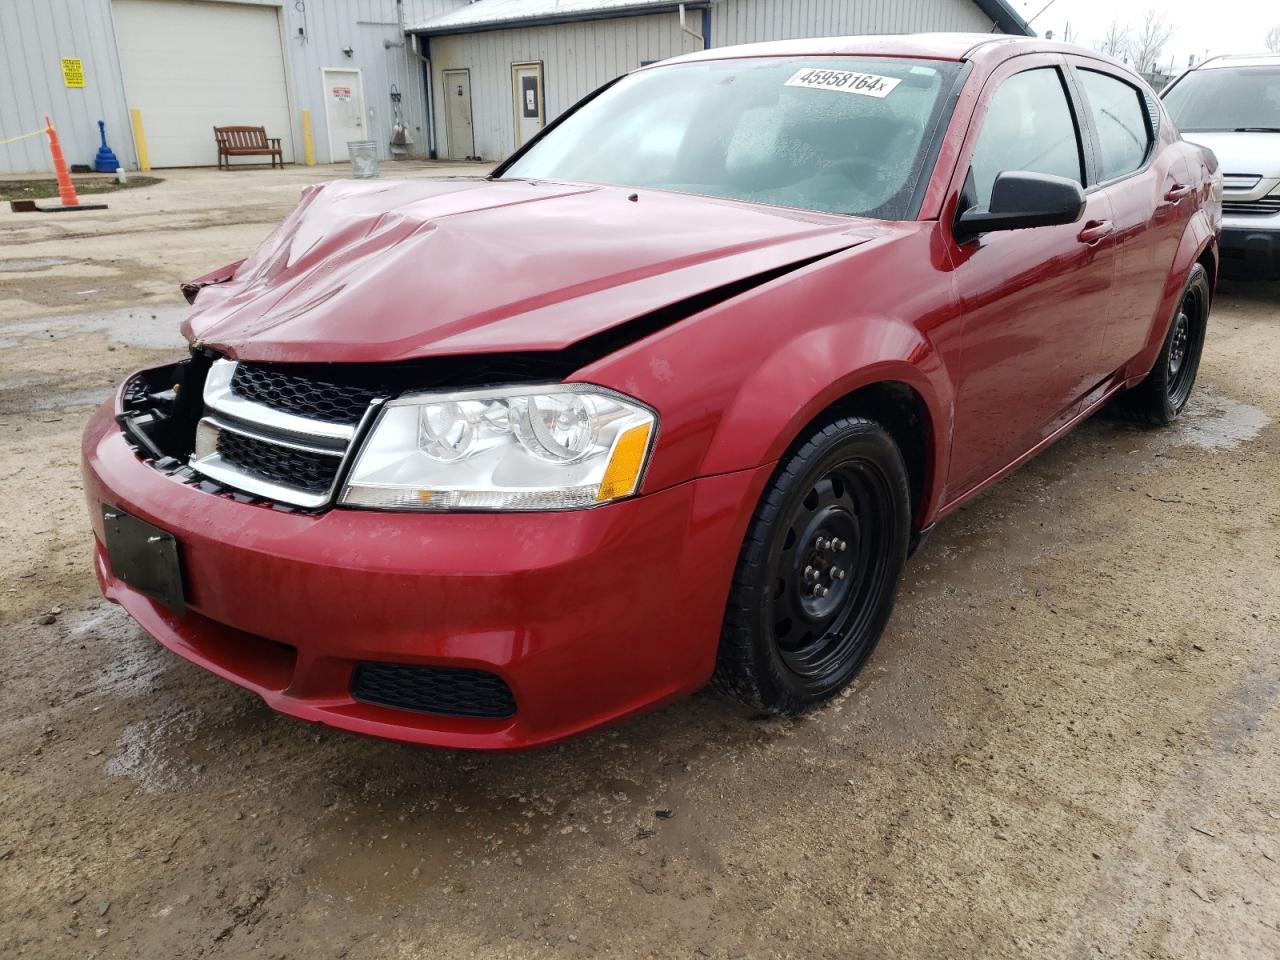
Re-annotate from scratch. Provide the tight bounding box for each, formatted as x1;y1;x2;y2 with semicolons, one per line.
0;166;1277;959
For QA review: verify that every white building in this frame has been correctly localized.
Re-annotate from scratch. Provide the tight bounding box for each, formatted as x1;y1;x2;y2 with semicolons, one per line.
411;0;1032;162
0;0;1029;175
0;0;455;174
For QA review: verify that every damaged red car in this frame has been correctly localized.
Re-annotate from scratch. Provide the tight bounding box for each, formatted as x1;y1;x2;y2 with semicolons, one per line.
83;34;1221;749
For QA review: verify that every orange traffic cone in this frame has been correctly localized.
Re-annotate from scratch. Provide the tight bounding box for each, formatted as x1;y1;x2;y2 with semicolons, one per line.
25;116;108;213
44;115;81;207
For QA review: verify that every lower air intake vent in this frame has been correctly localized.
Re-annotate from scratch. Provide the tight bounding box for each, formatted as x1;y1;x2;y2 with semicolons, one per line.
351;662;517;719
215;429;340;494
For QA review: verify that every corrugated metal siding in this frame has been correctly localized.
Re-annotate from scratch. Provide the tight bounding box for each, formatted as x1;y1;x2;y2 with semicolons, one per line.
0;0;472;173
0;0;133;174
1;0;997;173
429;12;698;161
280;0;434;163
710;0;994;46
427;0;996;162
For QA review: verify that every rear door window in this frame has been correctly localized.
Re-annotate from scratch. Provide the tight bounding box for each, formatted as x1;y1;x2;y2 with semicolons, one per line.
1077;69;1152;181
970;68;1084;209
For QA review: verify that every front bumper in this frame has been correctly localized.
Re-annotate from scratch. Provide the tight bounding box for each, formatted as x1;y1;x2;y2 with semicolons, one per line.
82;399;766;749
1220;220;1280;280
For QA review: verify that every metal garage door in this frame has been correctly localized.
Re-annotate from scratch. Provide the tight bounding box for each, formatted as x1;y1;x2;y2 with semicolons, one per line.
112;0;293;167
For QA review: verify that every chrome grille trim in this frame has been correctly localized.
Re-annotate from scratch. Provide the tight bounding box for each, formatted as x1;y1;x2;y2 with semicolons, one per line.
188;359;380;508
1222;173;1262;191
191;417;344;509
202;359;355;443
1221;196;1280;216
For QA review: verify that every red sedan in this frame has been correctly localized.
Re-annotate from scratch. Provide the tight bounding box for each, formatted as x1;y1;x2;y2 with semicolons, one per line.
83;34;1220;749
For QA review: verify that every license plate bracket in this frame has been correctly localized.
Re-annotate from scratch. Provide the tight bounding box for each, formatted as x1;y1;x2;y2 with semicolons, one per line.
101;506;186;614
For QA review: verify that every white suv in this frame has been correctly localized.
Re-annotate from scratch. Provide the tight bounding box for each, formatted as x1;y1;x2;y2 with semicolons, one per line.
1162;54;1280;279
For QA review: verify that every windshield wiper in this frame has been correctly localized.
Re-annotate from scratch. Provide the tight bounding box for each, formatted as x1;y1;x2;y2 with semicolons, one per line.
1232;127;1280;133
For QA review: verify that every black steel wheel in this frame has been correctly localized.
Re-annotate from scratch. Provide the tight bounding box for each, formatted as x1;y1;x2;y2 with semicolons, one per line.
713;416;911;713
1115;263;1211;426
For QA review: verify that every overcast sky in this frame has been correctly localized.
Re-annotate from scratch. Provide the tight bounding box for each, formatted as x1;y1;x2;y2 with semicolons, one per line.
1010;0;1278;70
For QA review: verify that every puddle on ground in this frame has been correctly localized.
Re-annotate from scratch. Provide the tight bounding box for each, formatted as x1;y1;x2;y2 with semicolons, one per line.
25;385;115;413
73;601;171;699
72;600;203;793
107;702;204;793
0;257;71;272
1160;390;1271;452
0;303;189;350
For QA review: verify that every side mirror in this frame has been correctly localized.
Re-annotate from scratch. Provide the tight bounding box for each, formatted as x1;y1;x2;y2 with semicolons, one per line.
955;171;1086;242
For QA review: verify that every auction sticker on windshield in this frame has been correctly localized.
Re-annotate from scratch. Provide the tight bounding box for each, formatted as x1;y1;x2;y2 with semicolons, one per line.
785;68;901;99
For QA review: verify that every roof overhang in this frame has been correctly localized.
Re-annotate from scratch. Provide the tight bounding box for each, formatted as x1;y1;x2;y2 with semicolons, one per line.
973;0;1033;36
407;1;710;37
406;0;1031;40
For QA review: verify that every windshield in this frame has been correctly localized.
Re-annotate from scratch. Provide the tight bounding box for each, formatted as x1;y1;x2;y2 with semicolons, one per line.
501;57;963;219
1163;65;1280;132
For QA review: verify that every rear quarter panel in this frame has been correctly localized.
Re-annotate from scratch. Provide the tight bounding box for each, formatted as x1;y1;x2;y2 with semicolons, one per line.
1122;131;1220;385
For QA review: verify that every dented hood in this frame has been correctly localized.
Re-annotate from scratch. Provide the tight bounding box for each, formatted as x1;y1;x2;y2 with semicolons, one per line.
183;177;877;363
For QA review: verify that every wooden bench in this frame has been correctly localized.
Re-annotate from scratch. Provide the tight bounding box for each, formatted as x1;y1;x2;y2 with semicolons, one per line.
214;126;283;169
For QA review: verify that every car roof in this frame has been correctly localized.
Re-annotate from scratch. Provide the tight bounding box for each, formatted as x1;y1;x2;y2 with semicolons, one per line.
659;32;1116;67
1193;53;1280;70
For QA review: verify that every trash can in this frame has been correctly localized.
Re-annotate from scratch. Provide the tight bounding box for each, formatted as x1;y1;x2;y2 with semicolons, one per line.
347;140;379;179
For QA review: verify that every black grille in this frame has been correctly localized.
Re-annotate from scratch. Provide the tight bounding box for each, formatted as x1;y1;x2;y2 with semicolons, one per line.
351;662;517;719
215;429;340;494
231;363;382;425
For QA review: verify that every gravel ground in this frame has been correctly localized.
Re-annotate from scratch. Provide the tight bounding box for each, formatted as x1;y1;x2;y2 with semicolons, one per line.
1;166;1277;959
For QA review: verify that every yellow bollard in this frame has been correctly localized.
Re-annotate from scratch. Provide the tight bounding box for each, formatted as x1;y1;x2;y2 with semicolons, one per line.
301;109;316;166
130;108;150;171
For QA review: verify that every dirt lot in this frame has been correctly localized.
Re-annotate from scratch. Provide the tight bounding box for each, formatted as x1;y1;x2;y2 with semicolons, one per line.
1;165;1277;960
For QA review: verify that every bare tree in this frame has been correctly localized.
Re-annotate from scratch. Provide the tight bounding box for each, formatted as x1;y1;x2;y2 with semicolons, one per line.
1266;25;1280;53
1097;20;1131;60
1129;10;1175;74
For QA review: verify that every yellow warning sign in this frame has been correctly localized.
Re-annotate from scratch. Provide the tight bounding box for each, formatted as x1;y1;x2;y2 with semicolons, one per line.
61;58;85;88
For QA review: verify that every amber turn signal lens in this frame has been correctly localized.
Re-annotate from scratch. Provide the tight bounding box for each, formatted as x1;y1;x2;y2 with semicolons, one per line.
596;423;652;502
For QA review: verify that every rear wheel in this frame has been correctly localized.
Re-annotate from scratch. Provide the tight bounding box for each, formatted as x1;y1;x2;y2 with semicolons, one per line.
1115;263;1211;426
713;417;911;714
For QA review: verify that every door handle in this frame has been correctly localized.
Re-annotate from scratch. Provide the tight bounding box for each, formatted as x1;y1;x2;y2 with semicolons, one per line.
1162;183;1193;203
1076;219;1114;245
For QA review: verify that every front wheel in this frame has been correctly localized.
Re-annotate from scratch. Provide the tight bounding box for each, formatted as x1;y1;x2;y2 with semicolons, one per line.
1115;263;1211;426
713;417;911;714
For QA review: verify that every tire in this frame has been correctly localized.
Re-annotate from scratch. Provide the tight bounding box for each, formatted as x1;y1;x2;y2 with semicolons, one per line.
713;416;911;714
1114;263;1211;426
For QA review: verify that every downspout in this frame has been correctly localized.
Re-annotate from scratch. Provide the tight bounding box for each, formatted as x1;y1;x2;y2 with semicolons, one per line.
400;0;437;159
411;34;437;160
678;4;707;51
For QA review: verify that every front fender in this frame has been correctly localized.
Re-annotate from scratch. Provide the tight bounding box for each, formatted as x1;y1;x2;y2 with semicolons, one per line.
701;321;952;494
575;226;958;519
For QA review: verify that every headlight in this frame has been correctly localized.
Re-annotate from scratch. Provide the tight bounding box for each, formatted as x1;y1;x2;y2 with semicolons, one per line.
340;384;657;511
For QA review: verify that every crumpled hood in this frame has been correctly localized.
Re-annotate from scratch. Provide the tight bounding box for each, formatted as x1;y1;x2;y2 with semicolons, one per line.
183;177;880;363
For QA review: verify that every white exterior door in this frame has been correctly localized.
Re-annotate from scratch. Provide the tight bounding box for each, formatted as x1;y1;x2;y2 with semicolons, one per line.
112;0;293;168
442;69;474;160
322;68;367;162
512;62;545;149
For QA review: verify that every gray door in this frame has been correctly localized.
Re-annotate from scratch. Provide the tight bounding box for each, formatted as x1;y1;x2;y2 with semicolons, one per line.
512;62;544;149
443;69;475;160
